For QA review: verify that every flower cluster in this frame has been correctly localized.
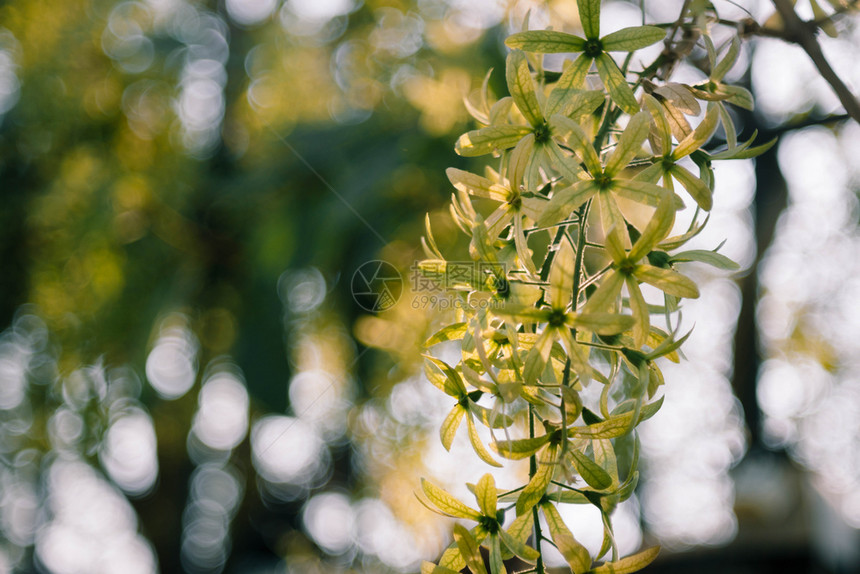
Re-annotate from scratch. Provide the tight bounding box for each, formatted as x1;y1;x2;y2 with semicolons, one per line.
417;2;771;572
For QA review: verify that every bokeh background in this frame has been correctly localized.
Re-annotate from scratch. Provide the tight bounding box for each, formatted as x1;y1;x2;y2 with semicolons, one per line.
1;0;860;572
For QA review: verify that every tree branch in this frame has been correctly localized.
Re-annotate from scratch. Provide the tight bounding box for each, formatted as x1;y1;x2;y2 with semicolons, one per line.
771;0;860;123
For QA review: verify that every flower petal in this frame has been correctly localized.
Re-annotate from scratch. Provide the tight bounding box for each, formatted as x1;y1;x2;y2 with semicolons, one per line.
595;52;639;114
506;50;544;127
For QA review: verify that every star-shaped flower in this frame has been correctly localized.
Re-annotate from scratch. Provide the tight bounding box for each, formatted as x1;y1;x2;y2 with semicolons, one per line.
420;474;539;574
455;49;605;193
495;237;634;383
424;356;511;468
639;95;720;210
446;166;548;277
506;0;665;114
583;194;699;346
539;111;678;236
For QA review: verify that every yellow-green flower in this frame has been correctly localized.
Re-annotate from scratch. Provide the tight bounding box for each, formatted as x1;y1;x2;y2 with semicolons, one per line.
539;111;677;235
495;237;634;382
419;474;538;574
583;195;699;346
506;0;665;114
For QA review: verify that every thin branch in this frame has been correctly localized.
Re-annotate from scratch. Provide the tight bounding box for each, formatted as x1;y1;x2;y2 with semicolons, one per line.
771;0;860;123
810;0;860;28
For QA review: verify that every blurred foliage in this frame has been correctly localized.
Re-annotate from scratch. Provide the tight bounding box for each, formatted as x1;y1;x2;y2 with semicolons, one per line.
0;0;519;571
2;0;860;573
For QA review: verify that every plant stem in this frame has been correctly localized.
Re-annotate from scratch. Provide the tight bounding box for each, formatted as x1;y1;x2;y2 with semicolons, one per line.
571;201;590;308
523;217;581;236
528;404;546;574
539;226;567;282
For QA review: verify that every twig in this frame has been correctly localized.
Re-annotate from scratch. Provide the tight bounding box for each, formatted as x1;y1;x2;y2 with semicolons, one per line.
771;0;860;123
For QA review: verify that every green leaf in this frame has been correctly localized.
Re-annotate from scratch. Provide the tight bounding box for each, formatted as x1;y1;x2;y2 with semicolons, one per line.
604;111;651;177
595;53;639;115
542;501;592;573
549;114;603;175
571;312;635;335
571;450;613;490
569;396;664;439
712;35;740;82
600;396;663;424
506;50;544;127
440;405;466;450
588;546;660;574
578;0;601;39
670;164;712;211
491;434;551;460
421;479;482;520
601;26;665;52
516;444;559;515
426;321;469;346
506;30;587;53
454;524;490;574
539;180;600;227
671;249;739;270
456;125;533;156
467;412;503;467
634;264;700;298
